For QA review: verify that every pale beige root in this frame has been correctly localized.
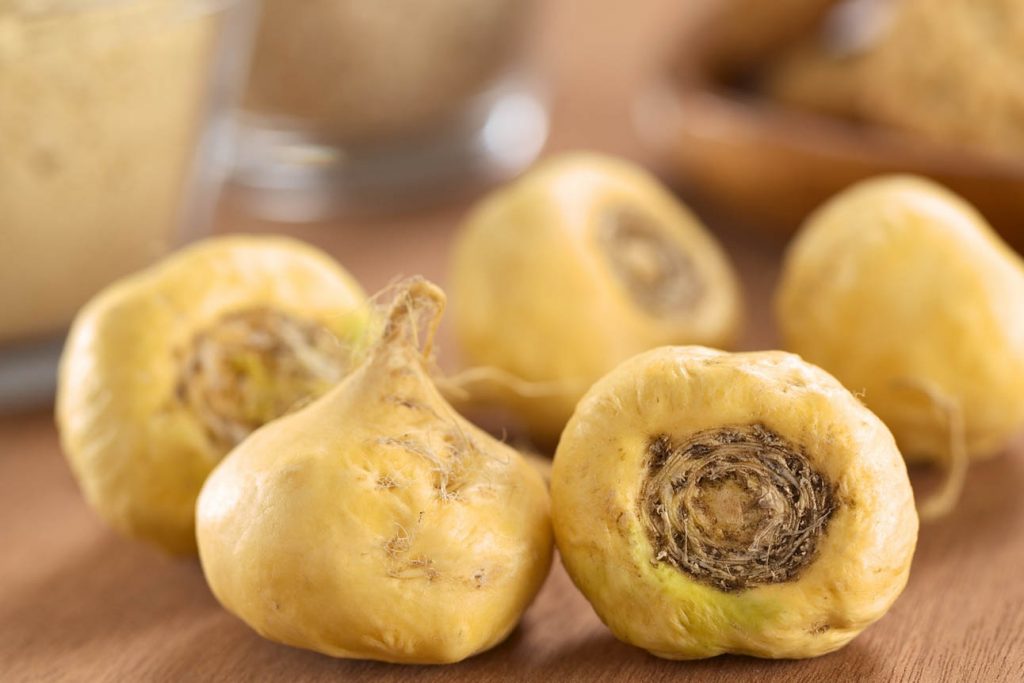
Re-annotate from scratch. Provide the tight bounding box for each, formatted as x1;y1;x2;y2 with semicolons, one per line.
551;346;918;659
450;153;743;445
775;176;1024;464
195;276;553;664
891;378;970;521
56;235;368;555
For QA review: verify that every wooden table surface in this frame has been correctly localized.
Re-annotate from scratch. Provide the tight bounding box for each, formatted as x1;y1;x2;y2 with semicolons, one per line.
4;1;1024;681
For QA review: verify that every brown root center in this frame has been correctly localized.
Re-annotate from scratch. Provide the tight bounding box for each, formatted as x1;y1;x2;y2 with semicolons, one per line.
599;205;704;315
639;424;837;592
177;307;351;449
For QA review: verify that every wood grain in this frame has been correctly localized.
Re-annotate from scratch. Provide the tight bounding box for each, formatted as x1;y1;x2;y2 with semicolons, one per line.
3;1;1024;680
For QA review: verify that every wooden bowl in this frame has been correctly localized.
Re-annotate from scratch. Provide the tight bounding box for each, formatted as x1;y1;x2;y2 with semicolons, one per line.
643;6;1024;241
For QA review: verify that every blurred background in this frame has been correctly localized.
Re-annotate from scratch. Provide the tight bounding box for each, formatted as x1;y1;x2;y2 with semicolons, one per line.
2;0;1023;406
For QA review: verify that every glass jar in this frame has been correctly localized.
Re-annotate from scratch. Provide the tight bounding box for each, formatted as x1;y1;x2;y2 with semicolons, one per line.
0;0;255;409
231;0;548;219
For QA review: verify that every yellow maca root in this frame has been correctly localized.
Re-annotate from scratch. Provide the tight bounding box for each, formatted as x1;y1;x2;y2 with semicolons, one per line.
196;278;553;664
450;152;743;445
552;346;917;659
776;175;1024;515
57;235;368;554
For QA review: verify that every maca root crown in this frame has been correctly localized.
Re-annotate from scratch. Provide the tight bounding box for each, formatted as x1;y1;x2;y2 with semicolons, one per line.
599;205;704;316
178;307;352;448
638;423;837;592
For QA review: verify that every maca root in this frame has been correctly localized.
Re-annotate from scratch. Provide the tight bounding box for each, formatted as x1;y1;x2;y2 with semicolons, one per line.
177;307;352;448
599;205;705;316
639;423;837;592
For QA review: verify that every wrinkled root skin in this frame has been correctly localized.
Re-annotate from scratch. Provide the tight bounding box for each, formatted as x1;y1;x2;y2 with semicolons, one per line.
196;279;553;664
450;153;744;445
776;175;1024;463
56;235;367;555
552;346;918;660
